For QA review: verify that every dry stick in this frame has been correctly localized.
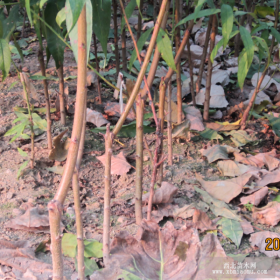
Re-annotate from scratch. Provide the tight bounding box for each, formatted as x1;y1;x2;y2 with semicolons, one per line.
203;15;216;122
103;124;113;266
93;33;102;104
137;0;143;40
240;0;279;128
195;18;211;93
48;6;87;280
121;27;127;72
186;31;195;105
135;94;144;224
140;1;170;96
57;65;66;125
175;0;182;123
147;121;162;220
157;79;166;185
113;0;120;74
38;46;52;150
144;136;153;160
164;20;194;84
72;110;86;280
113;0;168;135
167;80;172;165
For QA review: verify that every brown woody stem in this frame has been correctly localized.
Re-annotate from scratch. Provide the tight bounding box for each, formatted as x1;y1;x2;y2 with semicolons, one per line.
137;0;143;40
48;6;87;279
167;81;173;165
203;15;216;122
93;33;102;104
57;64;66;125
121;27;127;72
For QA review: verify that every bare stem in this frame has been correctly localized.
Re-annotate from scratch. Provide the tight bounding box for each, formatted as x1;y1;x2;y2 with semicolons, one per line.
157;79;166;185
113;0;120;74
137;0;143;40
103;124;113;266
57;64;66;125
135;94;144;224
113;0;168;135
167;81;172;165
186;37;195;105
93;33;102;104
121;28;127;71
195;18;211;93
48;6;87;279
38;47;52;150
203;15;216;122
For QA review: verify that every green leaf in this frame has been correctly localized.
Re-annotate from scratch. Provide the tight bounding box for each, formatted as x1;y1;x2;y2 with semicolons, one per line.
17;160;29;179
193;0;207;23
176;9;221;28
32;113;47;131
1;5;19;40
39;0;48;8
92;0;112;58
239;26;254;70
271;27;280;45
62;233;77;258
8;81;18;90
84;239;103;258
44;3;66;69
0;39;11;81
121;0;136;32
25;0;32;27
56;7;66;27
264;113;280;137
157;28;176;72
128;28;153;71
221;4;233;49
198;128;223;140
17;147;28;157
273;195;280;202
217;218;243;248
254;6;274;18
253;36;269;62
13;36;23;62
68;0;86;32
223;130;257;147
237;49;250;90
4;121;28;137
117;269;143;280
66;0;92;63
75;257;99;277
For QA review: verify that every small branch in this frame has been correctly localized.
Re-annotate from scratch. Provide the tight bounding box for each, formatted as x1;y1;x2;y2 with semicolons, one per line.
137;0;143;40
167;81;173;165
144;136;153;160
93;33;102;104
57;64;66;125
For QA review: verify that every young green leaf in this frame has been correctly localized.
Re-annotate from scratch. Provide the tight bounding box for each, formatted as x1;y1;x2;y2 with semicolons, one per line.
44;3;66;69
17;147;28;157
84;239;103;258
25;0;32;27
0;39;11;81
56;7;66;27
66;0;92;63
176;8;221;28
237;49;249;90
239;26;254;69
92;0;112;58
156;28;176;72
62;233;77;258
121;0;137;32
17;160;29;179
254;6;274;18
68;0;86;32
4;121;28;138
39;0;48;9
193;0;207;23
128;27;153;71
12;35;23;62
270;27;280;44
221;4;233;49
32;113;47;131
75;257;99;277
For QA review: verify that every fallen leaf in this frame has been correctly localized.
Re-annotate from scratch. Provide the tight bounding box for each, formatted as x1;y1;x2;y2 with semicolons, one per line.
5;207;50;233
206;122;240;131
223;130;258;147
245;90;271;105
211;110;223;119
87;71;98;87
86;108;109;127
240;219;254;235
217;160;260;177
196;173;253;203
199;128;223;140
240;186;268;206
173;200;209;220
200;144;239;163
97;151;131;175
202;69;229;87
183;106;205;131
195;85;229;108
189;44;203;60
20;72;39;101
192;17;204;33
252;201;280;226
217;218;243;248
194;186;241;221
151;204;178;223
172;120;190;139
257;167;280;187
46;165;64;175
251;72;280;93
104;102;135;121
142;182;178;205
48;129;71;161
250;231;280;257
193;209;216;232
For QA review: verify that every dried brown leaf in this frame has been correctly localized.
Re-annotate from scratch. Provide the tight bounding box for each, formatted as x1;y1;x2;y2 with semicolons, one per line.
20;73;39;101
97;151;131;175
252;201;280;226
257;167;280;187
183;106;205;131
193;209;216;232
87;71;98;87
86;108;109;127
240;186;268;206
48;129;71;162
240;219;254;235
104;102;135;121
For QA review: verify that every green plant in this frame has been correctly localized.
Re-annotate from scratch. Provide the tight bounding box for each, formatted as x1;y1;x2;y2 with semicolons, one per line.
244;202;254;212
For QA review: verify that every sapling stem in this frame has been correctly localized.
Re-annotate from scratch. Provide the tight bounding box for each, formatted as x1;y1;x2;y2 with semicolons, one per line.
196;19;211;93
137;0;143;40
135;94;144;224
157;80;166;184
103;124;113;266
38;46;52;149
203;15;216;122
57;65;66;125
93;33;102;104
167;81;172;165
186;37;195;105
113;0;120;74
48;5;87;279
121;27;127;72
